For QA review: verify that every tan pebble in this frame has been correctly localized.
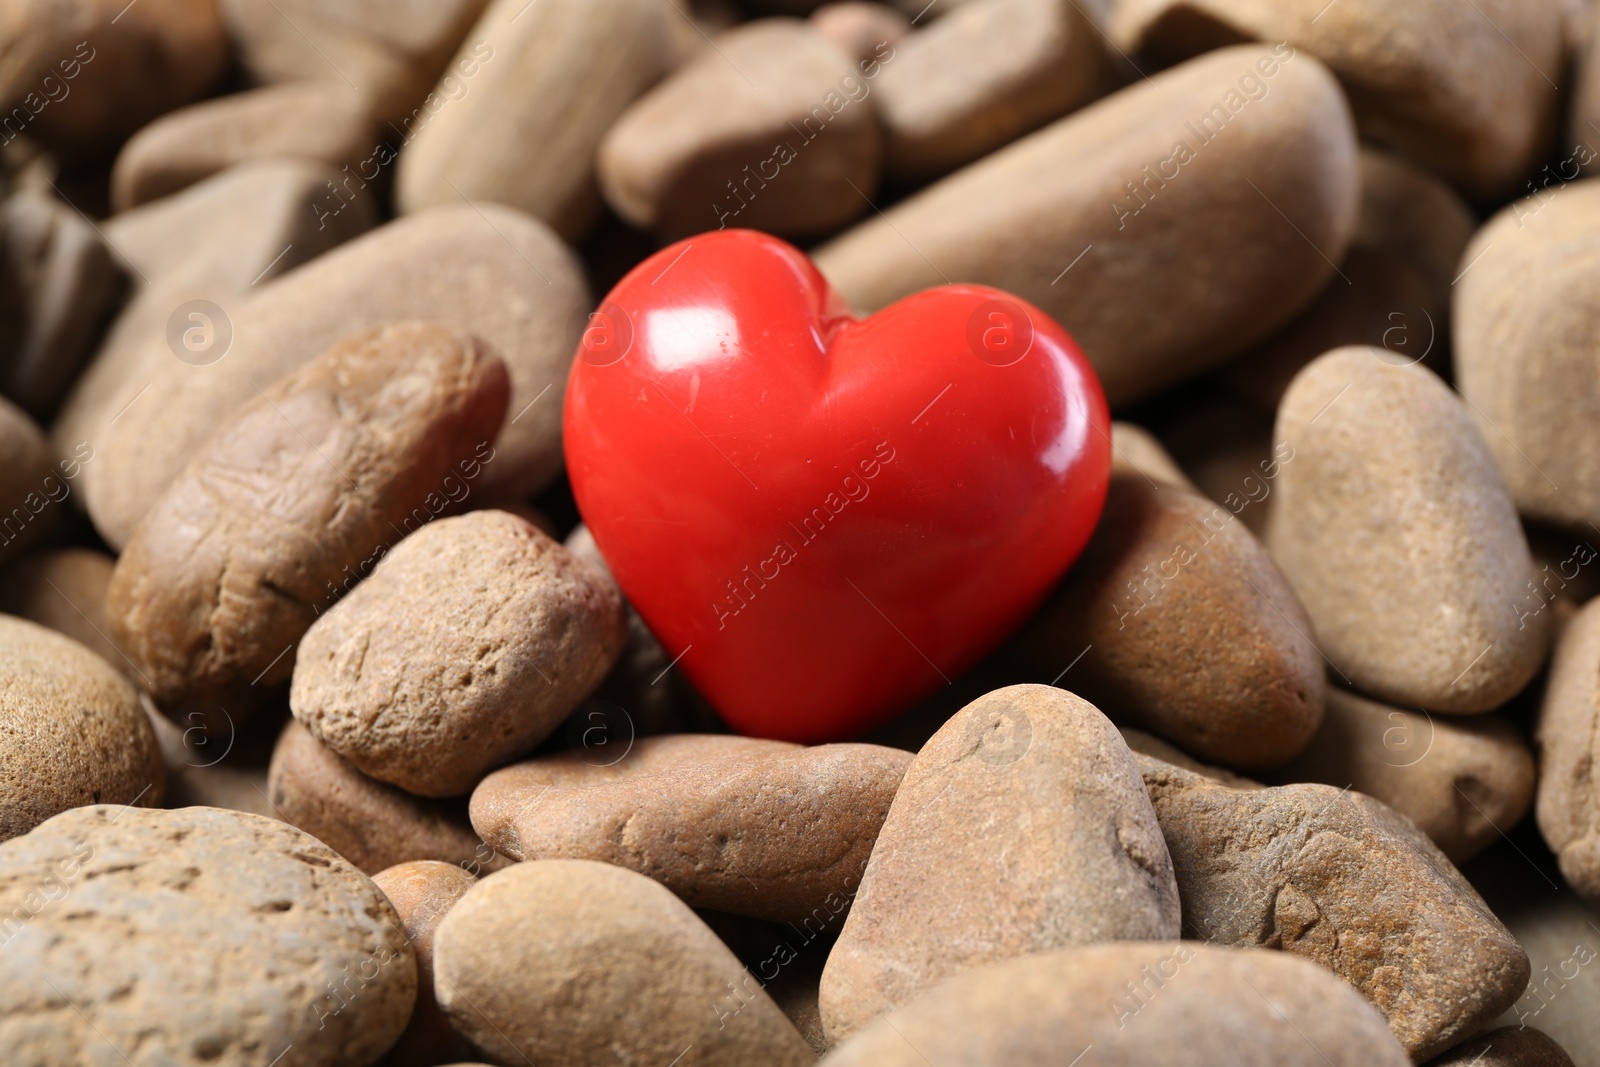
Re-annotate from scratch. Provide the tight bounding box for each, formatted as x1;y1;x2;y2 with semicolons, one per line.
217;0;490;125
1266;347;1550;712
820;942;1410;1065
1270;687;1534;862
397;0;673;241
814;45;1358;407
0;0;225;156
599;20;880;240
84;203;587;550
0;806;416;1065
1224;149;1474;411
1455;179;1600;532
1009;477;1325;768
293;510;626;797
0;548;121;671
54;159;379;467
105;323;508;710
1108;0;1563;202
0;616;162;842
110;83;380;212
471;735;910;921
1137;751;1530;1059
809;2;911;62
819;685;1180;1041
873;0;1110;183
0;398;55;565
1426;1026;1576;1066
372;861;479;1067
434;860;815;1066
1534;597;1600;900
269;720;507;877
1110;421;1194;491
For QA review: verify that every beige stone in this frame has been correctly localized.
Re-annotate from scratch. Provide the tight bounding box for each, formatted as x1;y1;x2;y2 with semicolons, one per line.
371;861;478;1067
814;45;1358;407
106;323;508;711
1272;687;1535;862
396;0;673;242
599;19;881;240
434;860;815;1066
874;0;1109;183
471;735;911;921
1455;178;1600;532
1109;0;1564;202
819;685;1180;1040
0;805;416;1066
0;616;162;842
0;397;57;565
1009;477;1325;768
1138;752;1530;1060
111;83;380;212
293;510;627;797
820;943;1411;1066
83;203;588;550
1266;347;1550;712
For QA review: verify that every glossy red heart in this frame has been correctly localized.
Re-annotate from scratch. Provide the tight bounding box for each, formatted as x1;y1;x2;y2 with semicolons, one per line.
563;230;1110;742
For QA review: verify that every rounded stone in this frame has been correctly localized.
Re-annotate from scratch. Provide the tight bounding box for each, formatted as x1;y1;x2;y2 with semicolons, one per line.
371;861;479;1067
292;510;627;797
0;615;163;842
1536;596;1600;900
0;805;417;1066
1426;1026;1576;1066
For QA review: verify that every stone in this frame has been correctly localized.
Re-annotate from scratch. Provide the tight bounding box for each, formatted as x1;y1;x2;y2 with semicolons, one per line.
105;322;509;711
0;0;226;157
1223;149;1475;411
0;615;162;841
217;0;490;125
873;0;1110;183
1271;687;1535;862
819;943;1412;1066
0;547;122;673
53;159;379;474
83;202;588;550
1118;727;1262;789
1008;476;1325;768
1426;1026;1576;1066
1137;752;1530;1060
433;859;815;1066
809;2;911;62
814;44;1359;407
269;720;508;877
0;805;416;1065
371;861;478;1067
819;685;1180;1041
0;192;127;420
1108;0;1564;203
598;19;880;240
1534;596;1600;900
396;0;673;242
0;394;60;565
1266;347;1550;713
1111;421;1195;491
292;510;627;797
143;702;279;819
1455;178;1600;533
471;735;911;921
110;82;380;212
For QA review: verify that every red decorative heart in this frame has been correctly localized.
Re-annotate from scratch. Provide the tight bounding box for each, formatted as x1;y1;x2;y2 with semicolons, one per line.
564;230;1110;742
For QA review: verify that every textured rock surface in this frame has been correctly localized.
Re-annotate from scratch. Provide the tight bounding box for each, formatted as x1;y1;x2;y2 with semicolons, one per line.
1266;347;1549;712
434;860;815;1066
820;943;1411;1066
0;805;416;1065
1010;476;1325;768
105;322;508;709
0;616;162;842
371;861;478;1067
1536;596;1600;900
472;735;910;920
1426;1026;1576;1066
820;685;1180;1040
1138;753;1530;1059
814;45;1359;407
269;720;506;877
293;510;626;797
